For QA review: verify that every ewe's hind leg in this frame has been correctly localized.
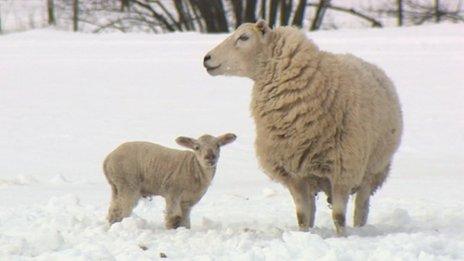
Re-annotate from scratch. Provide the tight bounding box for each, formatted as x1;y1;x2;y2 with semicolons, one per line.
354;185;371;227
331;183;350;236
354;164;390;227
107;187;140;224
287;179;315;231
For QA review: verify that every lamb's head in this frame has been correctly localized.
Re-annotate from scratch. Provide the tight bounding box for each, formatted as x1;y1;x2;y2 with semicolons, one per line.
203;20;272;80
176;133;236;168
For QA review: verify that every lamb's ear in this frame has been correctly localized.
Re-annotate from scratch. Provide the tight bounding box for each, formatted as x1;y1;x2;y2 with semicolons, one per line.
255;19;271;36
176;136;197;150
217;133;237;146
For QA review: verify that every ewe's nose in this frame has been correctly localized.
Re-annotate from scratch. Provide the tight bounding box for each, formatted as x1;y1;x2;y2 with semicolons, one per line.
204;54;211;63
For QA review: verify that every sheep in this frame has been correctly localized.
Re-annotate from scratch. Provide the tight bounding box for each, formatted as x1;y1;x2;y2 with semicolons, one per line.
203;20;403;235
103;133;237;229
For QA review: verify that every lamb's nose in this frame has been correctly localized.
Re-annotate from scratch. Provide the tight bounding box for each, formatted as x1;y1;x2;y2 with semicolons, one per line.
204;54;211;63
205;152;216;161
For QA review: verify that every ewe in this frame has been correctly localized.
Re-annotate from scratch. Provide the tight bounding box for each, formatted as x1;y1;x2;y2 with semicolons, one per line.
204;20;402;235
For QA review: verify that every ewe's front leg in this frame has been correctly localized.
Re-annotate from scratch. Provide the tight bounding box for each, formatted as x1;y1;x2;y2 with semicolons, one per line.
165;196;182;229
287;179;315;231
354;185;371;227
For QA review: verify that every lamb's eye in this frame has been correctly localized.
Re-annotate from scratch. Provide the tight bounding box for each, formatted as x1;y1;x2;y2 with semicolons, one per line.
238;34;249;41
194;145;200;151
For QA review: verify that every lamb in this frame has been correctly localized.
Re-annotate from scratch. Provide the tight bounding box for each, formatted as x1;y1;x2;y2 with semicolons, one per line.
203;20;402;235
103;133;236;229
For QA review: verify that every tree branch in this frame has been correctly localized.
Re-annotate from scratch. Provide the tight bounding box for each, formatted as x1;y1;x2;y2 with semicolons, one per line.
131;0;175;31
307;2;383;28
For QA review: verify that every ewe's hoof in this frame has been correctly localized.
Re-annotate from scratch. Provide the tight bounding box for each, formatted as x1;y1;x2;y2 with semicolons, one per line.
299;226;310;232
335;226;347;237
296;212;310;232
333;213;346;236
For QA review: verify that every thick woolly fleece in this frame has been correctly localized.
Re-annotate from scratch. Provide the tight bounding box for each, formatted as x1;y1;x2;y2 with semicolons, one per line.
251;26;403;195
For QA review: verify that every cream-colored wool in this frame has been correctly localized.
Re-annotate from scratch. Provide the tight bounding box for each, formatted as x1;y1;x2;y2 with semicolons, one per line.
204;21;402;235
103;134;236;229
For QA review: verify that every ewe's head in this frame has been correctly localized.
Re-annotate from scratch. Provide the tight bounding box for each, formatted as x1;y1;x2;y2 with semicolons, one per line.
203;20;272;80
175;133;236;168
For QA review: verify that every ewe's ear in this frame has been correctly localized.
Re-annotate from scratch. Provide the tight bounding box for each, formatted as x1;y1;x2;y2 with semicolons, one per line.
217;133;237;146
255;19;271;36
176;136;197;150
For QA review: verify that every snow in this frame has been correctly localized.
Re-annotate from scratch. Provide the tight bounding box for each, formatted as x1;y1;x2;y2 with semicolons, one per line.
1;24;463;260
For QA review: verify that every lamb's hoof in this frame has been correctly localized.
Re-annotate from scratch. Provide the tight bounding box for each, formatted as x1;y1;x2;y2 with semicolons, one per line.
107;215;122;225
166;216;182;229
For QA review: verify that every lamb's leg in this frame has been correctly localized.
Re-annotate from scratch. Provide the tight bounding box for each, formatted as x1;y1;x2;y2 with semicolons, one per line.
107;187;140;224
354;185;371;227
107;184;119;223
165;196;182;229
180;202;192;229
287;179;315;231
331;183;349;236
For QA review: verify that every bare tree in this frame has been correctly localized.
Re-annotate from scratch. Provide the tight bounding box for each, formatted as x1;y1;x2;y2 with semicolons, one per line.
374;0;463;26
260;0;266;20
269;0;280;27
308;2;382;28
131;0;176;32
230;0;243;28
154;1;182;30
73;0;79;31
292;0;307;27
244;0;257;22
398;0;403;26
173;0;193;31
187;1;205;32
66;0;464;34
310;0;331;31
47;0;56;25
190;0;228;32
121;0;130;11
280;0;292;25
435;0;441;22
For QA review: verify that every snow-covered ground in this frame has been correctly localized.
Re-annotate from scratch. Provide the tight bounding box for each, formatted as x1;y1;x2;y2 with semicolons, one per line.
1;24;463;260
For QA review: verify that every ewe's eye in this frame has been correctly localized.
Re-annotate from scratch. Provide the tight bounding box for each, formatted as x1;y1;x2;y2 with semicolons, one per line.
194;145;200;151
238;34;249;41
